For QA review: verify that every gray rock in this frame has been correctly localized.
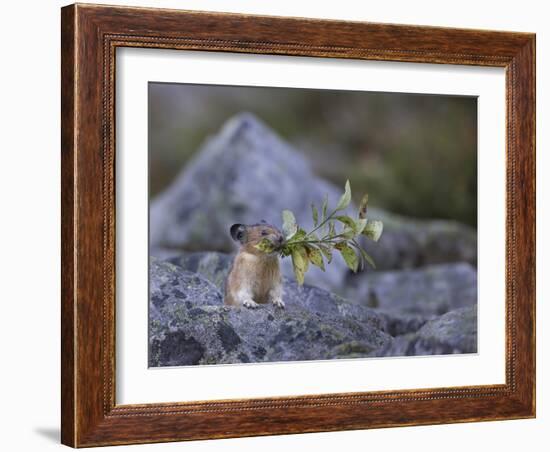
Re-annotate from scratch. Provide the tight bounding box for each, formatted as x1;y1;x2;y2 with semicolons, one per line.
166;252;234;291
362;209;477;270
378;313;430;336
372;306;477;356
160;251;476;339
149;258;223;309
347;262;477;317
149;259;223;326
148;257;392;367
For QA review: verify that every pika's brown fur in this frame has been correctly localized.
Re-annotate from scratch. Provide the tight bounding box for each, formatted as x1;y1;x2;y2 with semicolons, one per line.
224;223;285;309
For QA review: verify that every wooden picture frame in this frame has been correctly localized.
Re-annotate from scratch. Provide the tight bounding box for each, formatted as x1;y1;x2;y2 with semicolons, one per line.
61;3;535;447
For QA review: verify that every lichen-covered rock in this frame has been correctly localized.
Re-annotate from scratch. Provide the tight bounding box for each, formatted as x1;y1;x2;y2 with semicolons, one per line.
347;262;477;317
149;255;478;364
372;306;477;356
166;252;234;291
149;259;224;366
149;258;223;310
157;251;476;336
148;257;392;366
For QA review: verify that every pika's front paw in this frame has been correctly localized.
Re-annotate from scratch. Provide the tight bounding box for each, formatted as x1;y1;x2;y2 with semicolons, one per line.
243;299;259;309
272;298;285;309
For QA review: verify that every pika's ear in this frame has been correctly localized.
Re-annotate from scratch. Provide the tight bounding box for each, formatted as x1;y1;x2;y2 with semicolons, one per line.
230;224;247;243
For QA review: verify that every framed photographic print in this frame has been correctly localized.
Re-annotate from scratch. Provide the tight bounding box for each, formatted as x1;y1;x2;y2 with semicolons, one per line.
61;3;535;447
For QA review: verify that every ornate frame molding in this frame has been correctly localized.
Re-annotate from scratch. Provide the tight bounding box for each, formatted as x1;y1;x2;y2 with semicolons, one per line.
61;4;535;447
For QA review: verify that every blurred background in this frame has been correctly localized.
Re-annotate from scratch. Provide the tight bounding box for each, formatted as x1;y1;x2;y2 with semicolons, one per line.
149;83;477;227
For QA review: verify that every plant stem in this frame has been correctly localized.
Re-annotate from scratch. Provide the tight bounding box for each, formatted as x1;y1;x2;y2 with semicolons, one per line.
306;207;338;238
285;233;348;248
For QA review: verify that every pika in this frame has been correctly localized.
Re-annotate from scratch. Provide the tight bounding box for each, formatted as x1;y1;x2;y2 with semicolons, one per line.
224;222;285;309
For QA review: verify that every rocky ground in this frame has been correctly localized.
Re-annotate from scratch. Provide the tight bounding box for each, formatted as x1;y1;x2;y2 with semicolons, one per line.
149;257;392;366
149;113;478;367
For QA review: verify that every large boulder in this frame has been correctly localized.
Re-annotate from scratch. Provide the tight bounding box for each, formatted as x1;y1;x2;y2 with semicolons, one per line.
148;258;392;367
372;306;477;356
150;113;350;290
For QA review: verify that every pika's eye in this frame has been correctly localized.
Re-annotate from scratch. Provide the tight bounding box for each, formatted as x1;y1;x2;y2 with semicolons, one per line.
261;230;268;236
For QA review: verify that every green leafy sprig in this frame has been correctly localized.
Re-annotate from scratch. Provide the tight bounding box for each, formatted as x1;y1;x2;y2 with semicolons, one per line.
255;180;384;285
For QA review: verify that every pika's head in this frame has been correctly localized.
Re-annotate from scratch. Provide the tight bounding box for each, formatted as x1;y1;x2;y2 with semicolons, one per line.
230;222;285;256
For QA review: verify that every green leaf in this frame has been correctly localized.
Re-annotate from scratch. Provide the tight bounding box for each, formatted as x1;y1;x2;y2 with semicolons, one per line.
362;219;384;242
291;246;308;285
328;221;336;238
340;229;356;240
311;204;319;227
348;241;364;270
287;228;307;244
335;215;356;230
321;195;328;222
279;244;293;257
335;180;352;211
357;246;376;269
306;246;325;271
363;251;376;269
299;245;309;272
282;210;298;239
335;216;367;236
354;218;368;235
254;238;276;254
318;244;333;264
359;194;369;219
336;243;359;272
